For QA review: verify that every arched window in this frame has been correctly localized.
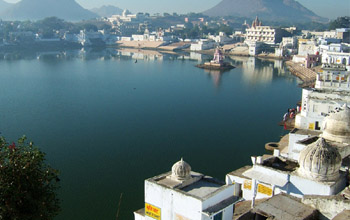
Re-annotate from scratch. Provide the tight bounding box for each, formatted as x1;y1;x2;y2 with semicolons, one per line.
342;58;347;65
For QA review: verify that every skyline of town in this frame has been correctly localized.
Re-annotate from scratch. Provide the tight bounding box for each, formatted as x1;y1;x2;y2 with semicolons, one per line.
3;0;350;19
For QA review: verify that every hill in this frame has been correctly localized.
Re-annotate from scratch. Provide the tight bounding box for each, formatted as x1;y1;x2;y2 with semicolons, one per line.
0;0;12;14
90;5;123;17
203;0;327;23
0;0;98;21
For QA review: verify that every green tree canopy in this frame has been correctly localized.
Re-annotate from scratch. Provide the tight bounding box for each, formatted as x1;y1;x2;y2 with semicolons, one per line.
0;136;60;220
329;16;350;30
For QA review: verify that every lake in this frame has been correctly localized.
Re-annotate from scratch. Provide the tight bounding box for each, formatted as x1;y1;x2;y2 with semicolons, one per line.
0;48;301;220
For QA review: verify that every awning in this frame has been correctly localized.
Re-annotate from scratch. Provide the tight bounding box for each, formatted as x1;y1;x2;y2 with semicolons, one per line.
202;196;241;216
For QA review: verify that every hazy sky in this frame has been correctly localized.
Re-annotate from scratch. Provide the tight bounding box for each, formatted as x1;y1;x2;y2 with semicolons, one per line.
4;0;350;19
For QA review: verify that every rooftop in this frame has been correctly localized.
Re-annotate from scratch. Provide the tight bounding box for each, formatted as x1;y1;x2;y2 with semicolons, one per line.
290;128;322;136
253;194;318;220
227;165;253;179
181;177;224;199
149;171;227;200
262;156;299;172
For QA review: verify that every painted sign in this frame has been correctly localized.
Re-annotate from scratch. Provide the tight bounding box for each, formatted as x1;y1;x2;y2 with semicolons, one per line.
145;203;161;220
243;180;252;190
308;123;315;130
257;184;273;196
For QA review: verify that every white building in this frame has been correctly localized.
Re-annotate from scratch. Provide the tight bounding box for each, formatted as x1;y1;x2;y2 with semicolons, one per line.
208;32;232;45
297;39;317;56
190;39;215;51
322;51;350;66
282;37;298;48
245;17;288;45
295;65;350;131
134;159;240;220
323;30;337;39
246;41;263;56
287;105;350;160
227;107;350;202
108;9;138;23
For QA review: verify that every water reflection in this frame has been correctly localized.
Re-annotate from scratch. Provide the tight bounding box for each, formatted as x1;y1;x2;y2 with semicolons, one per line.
229;56;295;85
0;48;182;62
0;48;302;220
0;48;298;87
203;69;226;88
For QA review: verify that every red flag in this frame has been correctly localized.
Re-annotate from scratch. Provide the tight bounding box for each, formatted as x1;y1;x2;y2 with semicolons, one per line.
284;122;287;130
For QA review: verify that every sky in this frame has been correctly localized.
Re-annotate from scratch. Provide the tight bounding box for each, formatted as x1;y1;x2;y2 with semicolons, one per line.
4;0;350;19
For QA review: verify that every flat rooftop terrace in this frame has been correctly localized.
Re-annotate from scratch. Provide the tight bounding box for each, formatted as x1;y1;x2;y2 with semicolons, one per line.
151;172;226;200
181;177;223;199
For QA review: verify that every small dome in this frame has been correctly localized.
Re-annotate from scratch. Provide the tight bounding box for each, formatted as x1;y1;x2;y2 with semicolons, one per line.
322;105;350;143
172;158;191;181
298;138;341;182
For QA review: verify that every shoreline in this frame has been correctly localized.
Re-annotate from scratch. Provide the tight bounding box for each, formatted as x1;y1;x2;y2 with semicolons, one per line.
1;43;290;61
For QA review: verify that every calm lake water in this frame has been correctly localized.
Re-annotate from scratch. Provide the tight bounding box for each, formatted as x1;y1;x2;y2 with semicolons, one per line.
0;48;301;220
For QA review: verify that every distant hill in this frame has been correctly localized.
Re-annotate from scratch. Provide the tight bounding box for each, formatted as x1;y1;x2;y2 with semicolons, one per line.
0;0;98;21
203;0;327;23
0;0;12;14
90;5;123;17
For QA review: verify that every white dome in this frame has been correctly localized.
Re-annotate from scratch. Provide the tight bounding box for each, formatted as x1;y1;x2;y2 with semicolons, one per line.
298;138;341;182
323;105;350;143
171;158;191;181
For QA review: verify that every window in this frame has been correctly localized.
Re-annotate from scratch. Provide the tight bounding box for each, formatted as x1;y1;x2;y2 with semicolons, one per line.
213;211;223;220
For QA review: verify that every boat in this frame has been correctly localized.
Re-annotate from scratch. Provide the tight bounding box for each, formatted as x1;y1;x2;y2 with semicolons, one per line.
196;47;235;71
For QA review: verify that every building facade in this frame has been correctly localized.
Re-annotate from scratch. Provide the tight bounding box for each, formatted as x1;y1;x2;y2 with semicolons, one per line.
245;17;289;44
134;159;240;220
295;65;350;131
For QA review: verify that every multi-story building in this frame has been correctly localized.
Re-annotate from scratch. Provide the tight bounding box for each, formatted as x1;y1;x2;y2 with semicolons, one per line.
336;28;350;43
297;39;317;56
108;10;149;36
245;17;290;44
295;64;350;131
190;39;215;51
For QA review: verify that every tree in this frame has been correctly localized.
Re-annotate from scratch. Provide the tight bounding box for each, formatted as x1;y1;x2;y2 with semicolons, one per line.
81;23;98;32
0;136;60;220
329;16;350;30
38;17;65;30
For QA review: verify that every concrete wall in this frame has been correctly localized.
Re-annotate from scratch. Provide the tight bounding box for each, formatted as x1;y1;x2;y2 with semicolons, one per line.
144;180;236;220
289;174;346;197
302;196;350;219
134;212;145;220
202;185;235;220
145;180;202;220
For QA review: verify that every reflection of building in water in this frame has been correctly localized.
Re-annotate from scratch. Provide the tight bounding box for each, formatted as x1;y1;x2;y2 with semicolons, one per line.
242;57;273;84
0;48;181;62
118;49;163;61
229;56;290;85
36;51;64;60
190;52;205;61
179;52;207;61
274;59;283;70
204;69;223;88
